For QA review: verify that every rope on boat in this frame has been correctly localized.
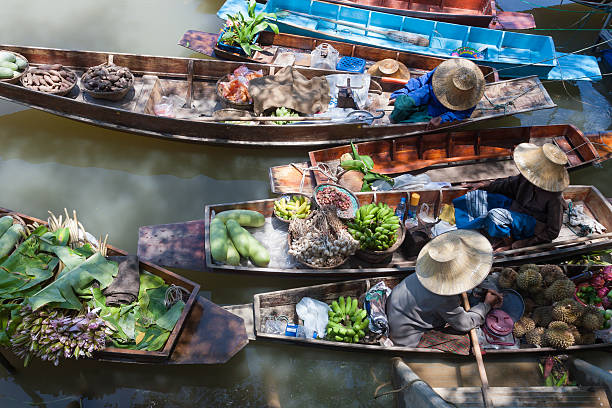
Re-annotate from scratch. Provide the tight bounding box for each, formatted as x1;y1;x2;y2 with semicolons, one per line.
164;285;190;308
290;162;339;193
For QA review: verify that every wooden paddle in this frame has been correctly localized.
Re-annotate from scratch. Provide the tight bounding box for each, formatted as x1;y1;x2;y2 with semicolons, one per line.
195;116;331;122
279;9;430;47
462;292;495;408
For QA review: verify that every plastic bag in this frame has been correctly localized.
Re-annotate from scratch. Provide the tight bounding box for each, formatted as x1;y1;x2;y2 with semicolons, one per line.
296;297;331;339
325;73;371;109
310;43;339;70
153;95;186;118
365;281;392;335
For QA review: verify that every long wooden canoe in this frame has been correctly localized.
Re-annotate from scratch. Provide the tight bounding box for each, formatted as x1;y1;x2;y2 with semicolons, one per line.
268;125;612;194
137;185;612;277
0;207;248;366
0;44;555;147
226;264;612;356
179;30;499;82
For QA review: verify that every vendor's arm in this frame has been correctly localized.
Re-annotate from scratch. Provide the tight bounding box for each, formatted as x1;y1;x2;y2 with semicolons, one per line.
442;302;491;332
512;199;563;248
437;106;476;124
481;174;521;199
390;70;434;99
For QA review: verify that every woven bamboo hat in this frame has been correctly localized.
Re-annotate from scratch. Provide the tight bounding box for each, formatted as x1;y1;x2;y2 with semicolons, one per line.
513;142;569;192
431;58;485;111
416;230;493;296
367;59;411;80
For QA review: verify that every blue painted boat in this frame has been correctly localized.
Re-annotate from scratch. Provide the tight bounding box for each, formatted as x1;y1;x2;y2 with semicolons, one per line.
217;0;601;81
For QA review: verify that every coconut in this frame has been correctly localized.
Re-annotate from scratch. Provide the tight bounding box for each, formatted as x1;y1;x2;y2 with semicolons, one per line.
544;279;576;302
544;321;575;349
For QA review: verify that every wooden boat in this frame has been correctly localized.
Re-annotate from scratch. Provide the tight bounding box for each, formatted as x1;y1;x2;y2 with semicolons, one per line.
570;0;612;11
0;207;248;367
217;0;600;79
267;125;612;194
137;186;612;277
180;30;499;82
225;264;612;355
0;45;555;148
306;0;536;29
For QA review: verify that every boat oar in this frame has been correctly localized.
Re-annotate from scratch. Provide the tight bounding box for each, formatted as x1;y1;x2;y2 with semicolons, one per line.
462;293;495;408
195;116;331;122
279;9;430;47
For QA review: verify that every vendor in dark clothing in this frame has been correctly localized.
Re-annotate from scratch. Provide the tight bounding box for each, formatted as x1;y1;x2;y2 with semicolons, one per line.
387;230;502;347
389;58;485;127
458;142;569;252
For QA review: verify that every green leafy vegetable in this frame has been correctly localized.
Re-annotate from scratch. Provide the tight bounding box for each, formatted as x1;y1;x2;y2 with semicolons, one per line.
220;0;280;56
157;301;185;331
341;142;394;191
271;107;299;125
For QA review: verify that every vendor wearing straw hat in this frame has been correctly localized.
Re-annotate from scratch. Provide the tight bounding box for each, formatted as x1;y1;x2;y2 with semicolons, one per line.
458;142;569;252
387;230;502;348
388;58;485;128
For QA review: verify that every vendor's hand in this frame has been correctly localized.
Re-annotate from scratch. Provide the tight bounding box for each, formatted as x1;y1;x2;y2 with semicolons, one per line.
511;238;533;250
485;290;503;308
466;181;487;192
426;116;442;130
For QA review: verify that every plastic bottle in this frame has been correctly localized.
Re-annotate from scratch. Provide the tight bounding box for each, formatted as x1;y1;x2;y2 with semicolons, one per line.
409;193;420;218
395;197;407;222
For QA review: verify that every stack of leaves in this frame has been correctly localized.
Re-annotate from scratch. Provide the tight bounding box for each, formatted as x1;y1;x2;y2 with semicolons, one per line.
340;143;394;192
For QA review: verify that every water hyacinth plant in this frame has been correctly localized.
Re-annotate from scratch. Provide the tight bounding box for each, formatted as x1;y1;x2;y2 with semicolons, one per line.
219;0;280;56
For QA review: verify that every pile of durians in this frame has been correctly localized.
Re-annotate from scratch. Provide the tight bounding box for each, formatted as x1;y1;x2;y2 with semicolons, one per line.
496;264;605;349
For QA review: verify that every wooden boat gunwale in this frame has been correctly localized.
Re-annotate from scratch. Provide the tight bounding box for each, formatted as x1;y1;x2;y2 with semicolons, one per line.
0;207;201;363
0;44;555;147
249;265;612;355
204;185;612;276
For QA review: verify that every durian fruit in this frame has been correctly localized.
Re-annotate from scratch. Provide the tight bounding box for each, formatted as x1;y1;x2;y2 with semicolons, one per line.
516;269;542;292
525;327;546;347
544;279;576;302
524;298;536;314
532;289;551;306
519;264;539;274
532;306;554;327
497;267;518;289
568;326;597;345
580;307;604;331
513;316;536;337
540;264;565;286
551;298;584;325
543;321;575;349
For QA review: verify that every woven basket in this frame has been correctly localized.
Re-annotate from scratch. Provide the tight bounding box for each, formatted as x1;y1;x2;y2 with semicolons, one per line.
287;228;349;269
313;183;359;220
355;224;405;264
0;51;28;85
273;193;313;224
81;63;134;101
20;67;78;97
216;74;254;111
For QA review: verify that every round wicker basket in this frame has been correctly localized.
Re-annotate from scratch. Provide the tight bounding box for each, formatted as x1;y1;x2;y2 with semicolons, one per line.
287;227;349;269
355;224;405;264
20;67;78;96
313;183;359;220
81;63;134;101
273;193;313;224
216;74;254;111
0;51;29;85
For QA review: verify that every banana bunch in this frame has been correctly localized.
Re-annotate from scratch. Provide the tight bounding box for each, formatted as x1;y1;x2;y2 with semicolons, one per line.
274;195;311;220
346;202;400;251
326;296;369;343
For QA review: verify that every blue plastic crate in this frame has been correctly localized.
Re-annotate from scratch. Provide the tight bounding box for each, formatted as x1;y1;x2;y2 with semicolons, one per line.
336;56;366;73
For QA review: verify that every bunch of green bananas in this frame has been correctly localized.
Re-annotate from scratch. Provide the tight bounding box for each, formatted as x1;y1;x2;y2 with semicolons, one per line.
274;195;311;220
346;202;400;251
326;296;369;343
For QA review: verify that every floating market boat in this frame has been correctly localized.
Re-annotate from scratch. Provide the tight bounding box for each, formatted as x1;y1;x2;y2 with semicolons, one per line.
217;0;601;80
137;186;612;277
303;0;536;29
180;30;498;82
0;45;555;147
267;125;612;194
0;207;248;368
225;264;612;355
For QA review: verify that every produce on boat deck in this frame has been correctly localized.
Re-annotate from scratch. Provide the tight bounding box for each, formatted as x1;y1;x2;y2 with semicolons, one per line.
0;51;27;80
81;63;133;93
211;209;270;267
217;65;263;104
326;296;370;343
21;64;77;94
274;195;311;220
346;202;400;251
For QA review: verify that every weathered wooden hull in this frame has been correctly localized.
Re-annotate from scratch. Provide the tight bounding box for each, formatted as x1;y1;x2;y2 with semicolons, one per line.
267;125;611;194
180;30;499;82
0;44;555;147
234;265;612;355
0;208;248;366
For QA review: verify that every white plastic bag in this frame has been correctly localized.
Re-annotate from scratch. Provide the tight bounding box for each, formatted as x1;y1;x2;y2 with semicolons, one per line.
325;73;371;109
296;297;331;339
311;43;339;70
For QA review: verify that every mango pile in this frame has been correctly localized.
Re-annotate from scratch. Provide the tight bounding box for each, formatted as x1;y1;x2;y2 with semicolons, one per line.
326;296;369;343
346;202;400;251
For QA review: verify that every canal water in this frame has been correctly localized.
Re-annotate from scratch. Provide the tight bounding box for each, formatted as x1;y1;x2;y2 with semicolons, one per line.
0;0;611;406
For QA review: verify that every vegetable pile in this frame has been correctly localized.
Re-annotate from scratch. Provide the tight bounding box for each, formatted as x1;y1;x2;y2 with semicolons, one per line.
218;65;263;103
82;63;133;93
347;203;400;251
271;107;299;125
0;51;27;80
21;64;76;94
210;209;270;267
274;195;311;221
576;267;612;308
326;296;369;343
315;186;354;218
340;142;393;192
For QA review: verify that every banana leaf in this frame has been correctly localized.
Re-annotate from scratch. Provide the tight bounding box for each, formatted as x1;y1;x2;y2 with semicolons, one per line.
27;252;118;311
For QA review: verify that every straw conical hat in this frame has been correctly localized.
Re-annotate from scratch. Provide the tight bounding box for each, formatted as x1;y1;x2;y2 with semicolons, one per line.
432;58;485;111
416;230;493;296
368;59;411;80
513;142;569;192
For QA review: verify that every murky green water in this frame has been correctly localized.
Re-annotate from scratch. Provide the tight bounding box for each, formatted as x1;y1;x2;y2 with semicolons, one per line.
0;0;611;406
